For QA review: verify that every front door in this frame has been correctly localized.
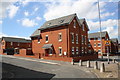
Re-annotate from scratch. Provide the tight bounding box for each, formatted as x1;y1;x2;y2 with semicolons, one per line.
49;49;52;54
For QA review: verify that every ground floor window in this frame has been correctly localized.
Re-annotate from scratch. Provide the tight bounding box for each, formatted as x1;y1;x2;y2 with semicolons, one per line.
59;47;62;55
72;47;74;54
76;47;78;54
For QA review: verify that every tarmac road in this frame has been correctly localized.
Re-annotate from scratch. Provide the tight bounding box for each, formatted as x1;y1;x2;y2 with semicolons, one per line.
1;55;97;79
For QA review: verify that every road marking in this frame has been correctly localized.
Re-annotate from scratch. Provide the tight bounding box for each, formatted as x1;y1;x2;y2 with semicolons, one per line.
2;55;60;65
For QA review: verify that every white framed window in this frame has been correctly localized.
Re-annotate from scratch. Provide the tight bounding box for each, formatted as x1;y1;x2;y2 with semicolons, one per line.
85;36;86;45
58;33;62;42
73;20;76;28
59;47;62;56
98;43;101;47
88;50;91;53
88;43;91;47
18;43;19;46
72;47;74;54
45;35;48;43
94;43;96;47
82;47;84;53
76;34;78;44
76;47;78;54
11;42;13;46
98;49;101;53
71;33;74;44
38;36;40;43
82;35;84;43
82;24;85;31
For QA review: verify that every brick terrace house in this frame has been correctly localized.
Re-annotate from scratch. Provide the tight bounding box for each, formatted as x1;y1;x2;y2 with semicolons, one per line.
88;31;111;56
0;37;32;55
110;38;119;53
31;13;98;62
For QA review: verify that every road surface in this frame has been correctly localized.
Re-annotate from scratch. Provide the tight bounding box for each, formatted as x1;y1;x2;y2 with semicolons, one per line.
1;55;97;79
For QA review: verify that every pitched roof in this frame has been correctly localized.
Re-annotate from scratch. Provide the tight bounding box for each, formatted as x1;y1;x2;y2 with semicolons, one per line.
2;37;31;43
39;13;76;30
88;31;108;38
30;29;40;37
111;38;118;43
31;13;89;37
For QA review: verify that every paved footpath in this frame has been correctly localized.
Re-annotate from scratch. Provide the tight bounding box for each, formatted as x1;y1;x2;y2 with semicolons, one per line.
0;55;97;79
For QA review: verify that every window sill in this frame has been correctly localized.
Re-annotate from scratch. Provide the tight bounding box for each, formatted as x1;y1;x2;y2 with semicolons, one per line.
59;54;62;56
59;40;62;42
49;54;52;55
45;41;48;43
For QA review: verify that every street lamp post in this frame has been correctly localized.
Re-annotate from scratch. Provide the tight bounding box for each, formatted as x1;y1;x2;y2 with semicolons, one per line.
98;0;103;59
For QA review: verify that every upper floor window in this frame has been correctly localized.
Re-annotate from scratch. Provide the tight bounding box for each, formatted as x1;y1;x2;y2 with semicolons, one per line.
73;20;76;28
59;47;62;55
72;47;74;54
98;49;101;53
94;43;96;47
82;24;85;31
98;43;101;47
18;43;20;46
98;38;100;40
76;47;78;54
82;35;84;43
45;35;48;43
71;33;74;43
82;47;84;54
38;36;40;43
58;33;62;42
76;34;78;44
2;42;4;45
11;42;13;46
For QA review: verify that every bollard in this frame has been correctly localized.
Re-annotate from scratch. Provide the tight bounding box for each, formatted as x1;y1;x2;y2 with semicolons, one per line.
71;59;74;65
94;61;98;69
87;60;90;68
100;62;105;72
79;60;82;66
113;58;115;63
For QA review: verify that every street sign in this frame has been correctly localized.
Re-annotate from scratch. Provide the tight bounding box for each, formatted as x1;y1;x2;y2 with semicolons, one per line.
105;40;110;46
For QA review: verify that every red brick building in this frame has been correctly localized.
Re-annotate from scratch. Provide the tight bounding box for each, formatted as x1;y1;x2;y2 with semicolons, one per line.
31;14;98;62
88;31;111;56
110;38;119;53
118;43;120;53
0;37;32;54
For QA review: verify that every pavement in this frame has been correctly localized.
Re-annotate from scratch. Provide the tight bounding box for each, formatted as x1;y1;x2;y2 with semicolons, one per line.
1;55;97;79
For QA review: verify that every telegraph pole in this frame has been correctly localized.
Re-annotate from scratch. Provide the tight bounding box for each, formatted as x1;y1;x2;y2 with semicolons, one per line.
98;0;103;59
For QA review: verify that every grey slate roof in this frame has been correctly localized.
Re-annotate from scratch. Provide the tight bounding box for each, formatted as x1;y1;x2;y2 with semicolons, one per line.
30;29;40;37
39;13;76;30
111;38;118;43
31;13;89;37
2;37;31;43
88;31;107;38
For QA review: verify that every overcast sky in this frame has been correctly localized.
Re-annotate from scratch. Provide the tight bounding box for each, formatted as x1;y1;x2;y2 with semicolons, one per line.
0;0;119;40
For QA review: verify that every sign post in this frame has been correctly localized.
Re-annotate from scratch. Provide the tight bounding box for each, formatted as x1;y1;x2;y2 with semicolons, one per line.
105;41;110;64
